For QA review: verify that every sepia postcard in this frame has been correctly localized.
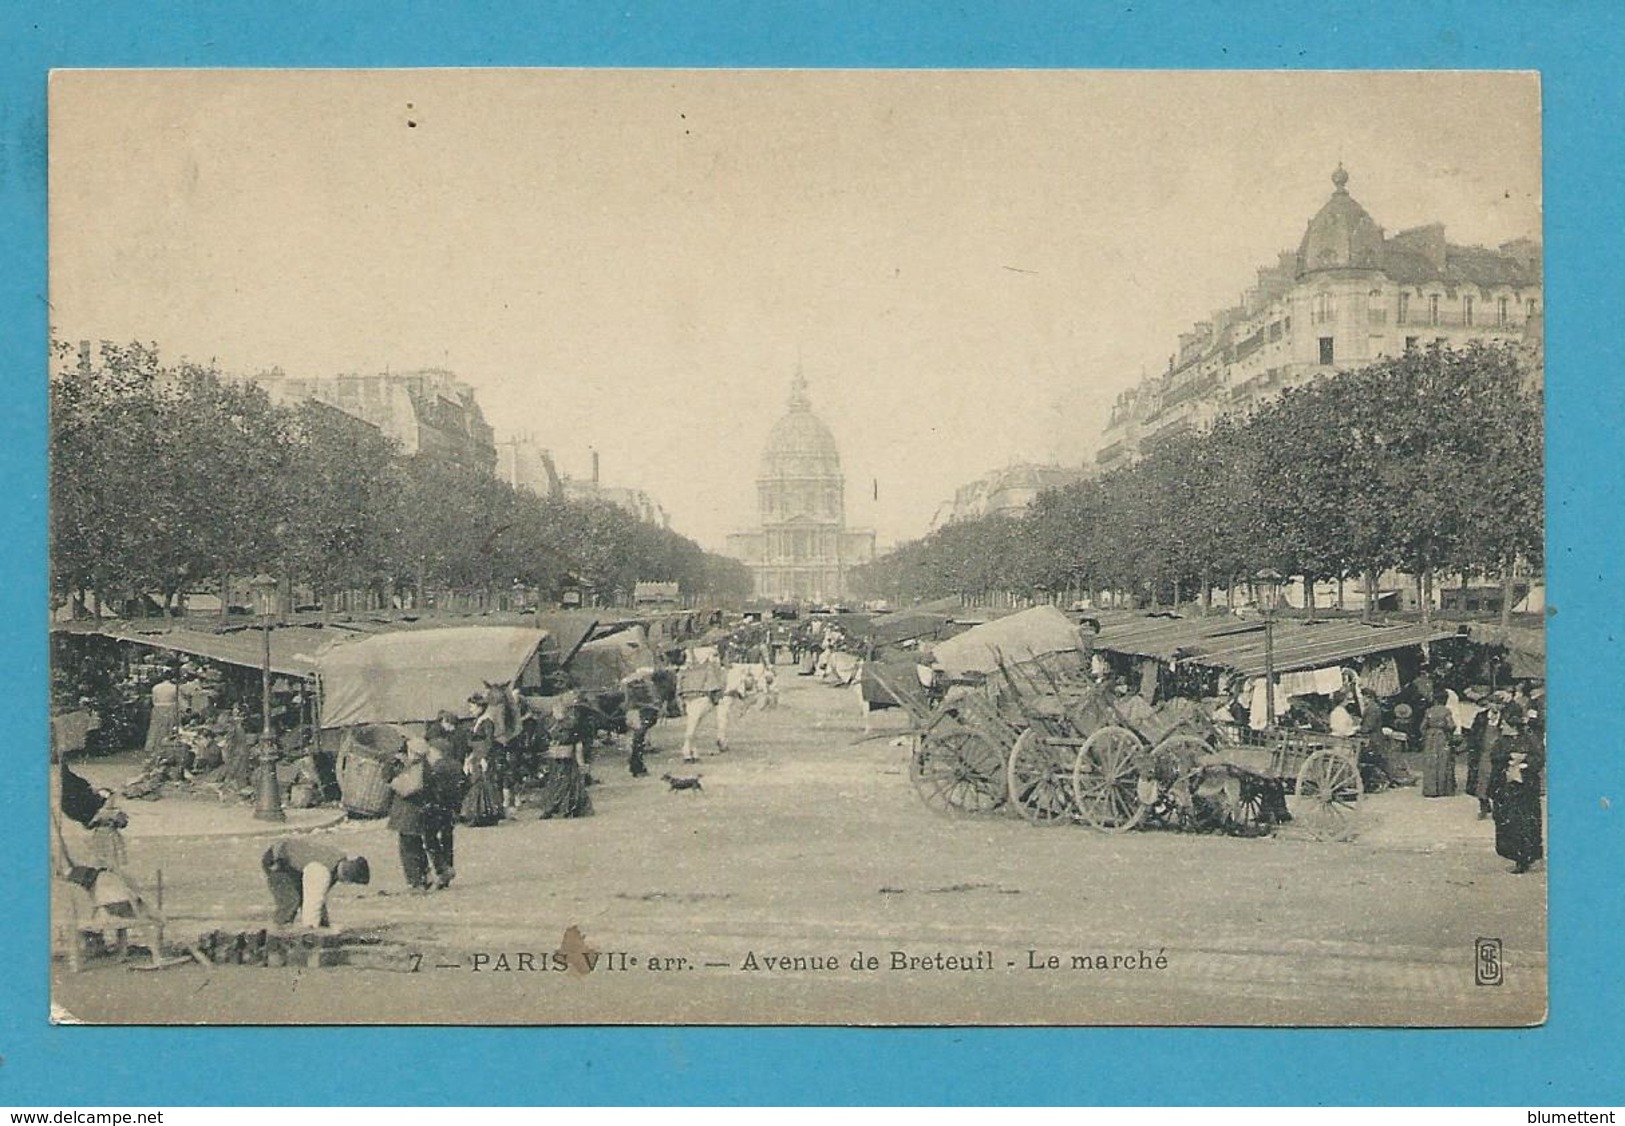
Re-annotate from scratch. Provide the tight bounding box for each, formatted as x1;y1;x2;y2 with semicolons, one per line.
46;69;1545;1026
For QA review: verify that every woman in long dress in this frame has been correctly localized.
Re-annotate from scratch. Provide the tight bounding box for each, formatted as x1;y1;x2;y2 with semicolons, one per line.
1491;706;1545;873
537;694;593;820
142;674;180;757
1420;688;1458;797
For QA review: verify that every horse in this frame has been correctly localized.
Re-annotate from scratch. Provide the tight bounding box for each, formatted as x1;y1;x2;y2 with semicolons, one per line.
470;680;541;808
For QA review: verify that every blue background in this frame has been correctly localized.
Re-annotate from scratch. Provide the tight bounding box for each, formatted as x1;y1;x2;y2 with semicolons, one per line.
3;1;1621;1106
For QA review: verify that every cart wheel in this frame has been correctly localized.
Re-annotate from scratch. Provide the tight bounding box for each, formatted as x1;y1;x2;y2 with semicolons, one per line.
911;724;1008;816
1290;749;1361;838
1006;729;1076;825
1233;777;1267;828
1071;726;1149;832
1140;734;1212;826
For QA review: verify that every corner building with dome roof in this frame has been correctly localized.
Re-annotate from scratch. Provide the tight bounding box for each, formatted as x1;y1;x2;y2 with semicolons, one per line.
725;375;876;602
1095;165;1542;474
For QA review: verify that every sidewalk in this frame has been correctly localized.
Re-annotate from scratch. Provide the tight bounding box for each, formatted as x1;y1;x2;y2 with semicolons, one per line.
113;800;347;840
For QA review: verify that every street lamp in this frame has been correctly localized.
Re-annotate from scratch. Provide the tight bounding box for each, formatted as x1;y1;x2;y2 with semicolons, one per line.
248;573;285;822
1254;568;1285;730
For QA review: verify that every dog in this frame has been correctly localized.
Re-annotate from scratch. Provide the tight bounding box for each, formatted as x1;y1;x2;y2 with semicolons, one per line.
660;772;704;792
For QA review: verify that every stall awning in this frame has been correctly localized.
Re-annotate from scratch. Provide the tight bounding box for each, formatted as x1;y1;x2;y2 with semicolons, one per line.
315;626;553;729
87;623;328;678
931;605;1084;677
1186;619;1461;677
1092;613;1264;661
1467;622;1546;680
1093;613;1461;678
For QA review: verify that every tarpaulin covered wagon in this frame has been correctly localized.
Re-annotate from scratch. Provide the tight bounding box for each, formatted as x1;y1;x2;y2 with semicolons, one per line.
314;626;557;816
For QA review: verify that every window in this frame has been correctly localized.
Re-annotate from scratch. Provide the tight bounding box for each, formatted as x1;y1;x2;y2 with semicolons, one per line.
1428;294;1440;326
1319;336;1335;365
1527;299;1539;317
1464;295;1475;326
1397;292;1410;325
1405;336;1419;352
1367;290;1386;325
1313;292;1336;325
1268;320;1282;342
1498;297;1509;327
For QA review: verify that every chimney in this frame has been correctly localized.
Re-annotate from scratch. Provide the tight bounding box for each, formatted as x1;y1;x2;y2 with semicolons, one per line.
591;448;600;486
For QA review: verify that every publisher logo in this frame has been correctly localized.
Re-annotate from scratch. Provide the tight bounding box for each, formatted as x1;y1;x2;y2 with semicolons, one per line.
1475;937;1503;986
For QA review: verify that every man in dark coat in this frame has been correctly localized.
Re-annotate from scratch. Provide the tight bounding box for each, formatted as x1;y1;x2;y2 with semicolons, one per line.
1490;706;1545;874
385;742;434;890
261;837;370;927
421;728;468;890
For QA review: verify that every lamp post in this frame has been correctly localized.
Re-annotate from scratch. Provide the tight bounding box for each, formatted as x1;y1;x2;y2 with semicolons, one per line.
1254;568;1285;730
248;573;285;822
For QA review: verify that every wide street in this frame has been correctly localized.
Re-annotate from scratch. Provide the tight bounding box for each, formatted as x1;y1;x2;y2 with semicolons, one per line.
54;671;1545;1026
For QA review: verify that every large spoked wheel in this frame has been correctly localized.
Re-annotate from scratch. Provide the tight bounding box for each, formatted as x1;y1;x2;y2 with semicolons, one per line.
1290;749;1362;839
1007;729;1077;825
911;724;1009;816
1071;725;1149;833
1138;733;1212;827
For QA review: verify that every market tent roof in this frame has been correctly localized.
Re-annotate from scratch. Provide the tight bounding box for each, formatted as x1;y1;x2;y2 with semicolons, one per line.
1095;612;1460;678
1187;619;1461;677
568;625;656;691
865;610;958;647
534;610;642;664
1092;613;1263;661
83;623;327;677
1468;622;1546;680
930;605;1084;677
315;626;552;729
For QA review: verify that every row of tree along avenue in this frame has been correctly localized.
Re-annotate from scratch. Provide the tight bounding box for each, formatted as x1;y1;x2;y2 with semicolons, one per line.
850;342;1542;625
50;340;754;615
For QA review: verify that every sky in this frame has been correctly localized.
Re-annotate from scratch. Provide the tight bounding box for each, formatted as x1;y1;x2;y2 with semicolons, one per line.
49;70;1541;552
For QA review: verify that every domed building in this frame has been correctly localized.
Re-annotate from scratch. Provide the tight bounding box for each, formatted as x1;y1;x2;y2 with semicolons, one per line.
1096;165;1542;474
725;374;876;602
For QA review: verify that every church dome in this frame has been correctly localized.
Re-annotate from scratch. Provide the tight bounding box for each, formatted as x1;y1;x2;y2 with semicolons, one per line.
1297;164;1385;275
759;374;843;480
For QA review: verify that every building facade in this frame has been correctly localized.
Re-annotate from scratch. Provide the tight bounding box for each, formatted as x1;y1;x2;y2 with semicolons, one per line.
932;462;1092;528
496;432;563;497
725;374;876;602
253;367;498;474
559;449;671;528
1096;166;1543;473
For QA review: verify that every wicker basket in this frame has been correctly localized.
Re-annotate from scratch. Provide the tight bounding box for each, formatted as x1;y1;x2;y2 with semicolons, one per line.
336;747;392;818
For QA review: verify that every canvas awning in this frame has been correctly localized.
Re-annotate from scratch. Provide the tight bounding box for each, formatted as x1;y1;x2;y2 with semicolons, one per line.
865;611;957;647
930;605;1085;677
86;623;327;678
568;625;656;691
1468;622;1546;681
315;626;553;729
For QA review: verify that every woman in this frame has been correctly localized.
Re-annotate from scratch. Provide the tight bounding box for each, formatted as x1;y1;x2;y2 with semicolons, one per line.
1420;687;1459;798
1491;706;1545;873
459;732;506;828
537;695;593;820
142;671;181;757
1465;698;1503;818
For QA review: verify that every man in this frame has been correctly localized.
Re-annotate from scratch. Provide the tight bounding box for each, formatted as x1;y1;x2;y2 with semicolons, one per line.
261;837;370;928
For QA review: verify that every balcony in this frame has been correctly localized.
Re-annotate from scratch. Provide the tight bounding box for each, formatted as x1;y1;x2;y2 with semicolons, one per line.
1395;311;1526;331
